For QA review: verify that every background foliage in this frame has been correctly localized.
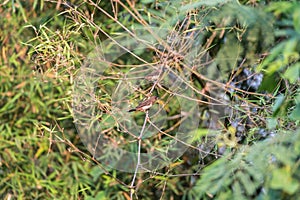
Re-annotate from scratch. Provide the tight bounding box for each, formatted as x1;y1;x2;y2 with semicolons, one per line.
0;0;299;199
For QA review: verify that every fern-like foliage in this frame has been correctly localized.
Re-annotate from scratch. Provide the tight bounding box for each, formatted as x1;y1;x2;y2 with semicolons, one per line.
190;129;300;199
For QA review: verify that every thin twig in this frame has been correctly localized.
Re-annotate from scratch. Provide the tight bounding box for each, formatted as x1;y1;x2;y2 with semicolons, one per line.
130;111;149;199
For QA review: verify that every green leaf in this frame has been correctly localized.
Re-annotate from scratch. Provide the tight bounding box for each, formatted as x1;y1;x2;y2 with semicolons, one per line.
284;63;300;84
293;6;300;33
257;42;286;72
290;104;300;120
141;0;155;3
95;191;107;200
270;167;299;195
237;171;256;196
267;118;277;129
90;166;105;182
188;128;213;143
272;94;285;116
266;2;294;16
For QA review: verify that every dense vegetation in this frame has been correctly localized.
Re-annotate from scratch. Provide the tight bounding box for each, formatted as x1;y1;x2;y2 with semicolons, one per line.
0;0;299;199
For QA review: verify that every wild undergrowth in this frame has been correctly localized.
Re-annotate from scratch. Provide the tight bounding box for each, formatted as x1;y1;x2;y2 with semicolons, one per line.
0;0;299;199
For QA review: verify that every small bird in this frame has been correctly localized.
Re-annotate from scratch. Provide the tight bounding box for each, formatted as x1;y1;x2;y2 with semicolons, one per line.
145;69;163;82
128;96;158;112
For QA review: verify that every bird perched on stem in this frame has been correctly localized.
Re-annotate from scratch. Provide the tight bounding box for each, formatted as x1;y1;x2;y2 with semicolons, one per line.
128;96;158;112
145;69;163;82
